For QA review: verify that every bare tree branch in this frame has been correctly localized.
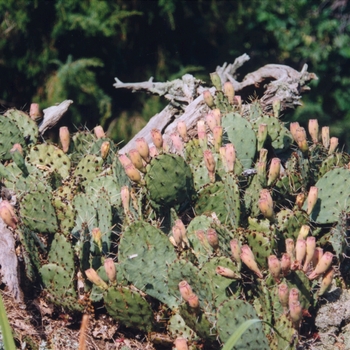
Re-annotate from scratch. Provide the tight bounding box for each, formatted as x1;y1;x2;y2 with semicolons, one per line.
116;55;317;154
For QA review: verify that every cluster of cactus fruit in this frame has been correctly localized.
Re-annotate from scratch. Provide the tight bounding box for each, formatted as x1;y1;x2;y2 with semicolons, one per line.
1;73;350;350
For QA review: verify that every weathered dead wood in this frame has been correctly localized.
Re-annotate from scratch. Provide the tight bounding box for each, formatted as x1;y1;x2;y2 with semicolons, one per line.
116;54;317;154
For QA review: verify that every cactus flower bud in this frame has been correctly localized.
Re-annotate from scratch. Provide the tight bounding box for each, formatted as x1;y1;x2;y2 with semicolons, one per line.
267;158;280;186
172;225;183;246
318;268;335;296
219;146;227;171
290;122;300;141
289;300;302;329
225;144;236;172
10;143;23;157
124;164;142;183
240;245;263;278
234;95;242;109
206;228;219;250
223;81;235;104
268;255;281;283
187;293;199;309
289;288;300;305
170;133;184;153
328;137;338;155
257;161;267;185
212;109;221;126
259;148;268;164
272;99;281;118
308;252;333;280
281;253;291;276
100;141;110;160
0;200;17;229
175;219;186;239
29;103;41;120
174;338;189;350
203;149;216;183
230;239;241;264
295;127;308;153
212;126;223;152
195;230;210;250
308;119;319;143
178;281;193;301
306;186;318;215
91;227;103;253
128;149;145;171
278;283;289;309
210;72;222;91
297;225;310;240
295;239;306;267
312;247;323;267
119;154;132;168
177;121;189;142
149;146;159;158
259;189;274;221
151;128;163;150
136;137;150;163
322;126;330;148
197;120;207;149
121;186;130;214
295;193;306;209
285;238;295;260
85;268;108;289
94;125;105;139
203;90;214;108
216;266;238;279
206;113;217;132
163;140;171;153
59;127;70;153
257;123;268;150
104;258;116;284
303;236;316;272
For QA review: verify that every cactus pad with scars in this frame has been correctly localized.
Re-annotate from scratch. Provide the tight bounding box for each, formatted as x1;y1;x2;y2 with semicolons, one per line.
217;298;269;348
221;112;257;169
195;173;241;228
167;259;213;305
4;109;39;146
247;217;277;268
118;221;178;308
19;190;58;234
145;154;195;209
40;233;82;312
168;313;199;341
26;144;71;179
85;175;122;207
307;167;350;224
104;286;154;332
72;154;103;183
251;114;293;150
270;314;298;350
0;115;26;160
199;256;241;305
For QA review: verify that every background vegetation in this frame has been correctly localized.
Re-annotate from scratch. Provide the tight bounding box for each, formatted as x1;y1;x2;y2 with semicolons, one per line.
1;0;349;148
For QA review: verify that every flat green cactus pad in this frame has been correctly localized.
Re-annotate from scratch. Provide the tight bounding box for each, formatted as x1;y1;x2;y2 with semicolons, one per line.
307;167;350;224
221;112;257;169
118;221;178;308
145;153;195;209
217;299;270;348
104;286;154;332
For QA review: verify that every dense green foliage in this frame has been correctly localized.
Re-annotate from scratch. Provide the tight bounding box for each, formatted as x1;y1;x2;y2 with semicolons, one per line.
1;0;349;146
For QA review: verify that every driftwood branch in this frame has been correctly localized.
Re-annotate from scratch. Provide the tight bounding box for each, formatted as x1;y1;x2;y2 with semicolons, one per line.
116;54;317;154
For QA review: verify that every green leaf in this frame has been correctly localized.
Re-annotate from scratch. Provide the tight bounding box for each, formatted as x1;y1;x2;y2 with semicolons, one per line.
0;293;16;350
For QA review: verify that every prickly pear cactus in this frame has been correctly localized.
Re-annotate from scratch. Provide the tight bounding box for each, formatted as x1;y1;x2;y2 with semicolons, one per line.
1;68;348;350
